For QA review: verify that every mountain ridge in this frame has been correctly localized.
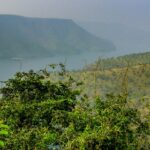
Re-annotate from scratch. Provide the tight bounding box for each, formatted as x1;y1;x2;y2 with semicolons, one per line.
0;15;116;58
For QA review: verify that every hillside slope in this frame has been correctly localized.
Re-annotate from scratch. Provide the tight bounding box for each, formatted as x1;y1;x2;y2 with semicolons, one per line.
68;52;150;98
79;21;150;54
0;15;116;58
85;52;150;70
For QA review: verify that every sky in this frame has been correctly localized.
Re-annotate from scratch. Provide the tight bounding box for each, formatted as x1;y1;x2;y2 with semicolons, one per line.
0;0;150;29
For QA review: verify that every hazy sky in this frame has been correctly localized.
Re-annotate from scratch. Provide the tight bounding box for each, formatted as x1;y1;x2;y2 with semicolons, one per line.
0;0;150;29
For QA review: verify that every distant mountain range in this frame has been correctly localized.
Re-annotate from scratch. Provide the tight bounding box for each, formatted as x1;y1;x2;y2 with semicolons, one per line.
78;21;150;54
0;15;116;58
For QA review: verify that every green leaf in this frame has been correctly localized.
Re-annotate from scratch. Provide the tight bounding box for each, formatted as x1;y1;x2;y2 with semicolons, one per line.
0;140;4;148
0;124;9;129
0;130;8;136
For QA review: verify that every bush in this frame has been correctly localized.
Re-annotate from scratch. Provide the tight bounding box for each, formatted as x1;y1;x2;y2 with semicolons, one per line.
0;64;80;149
0;64;149;149
60;94;150;150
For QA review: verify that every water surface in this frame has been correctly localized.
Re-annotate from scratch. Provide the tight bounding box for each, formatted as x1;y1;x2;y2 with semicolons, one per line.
0;50;129;81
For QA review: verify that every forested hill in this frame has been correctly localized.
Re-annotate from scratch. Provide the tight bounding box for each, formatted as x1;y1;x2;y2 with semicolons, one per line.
0;15;116;58
85;52;150;70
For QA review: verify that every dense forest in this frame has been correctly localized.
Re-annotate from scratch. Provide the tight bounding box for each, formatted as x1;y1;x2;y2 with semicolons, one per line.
0;54;150;149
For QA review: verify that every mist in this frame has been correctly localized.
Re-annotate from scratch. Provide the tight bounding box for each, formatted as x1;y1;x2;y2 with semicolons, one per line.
0;0;150;30
0;0;150;80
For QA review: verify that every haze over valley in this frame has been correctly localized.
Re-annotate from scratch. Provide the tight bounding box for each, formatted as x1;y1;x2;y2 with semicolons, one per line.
0;14;117;80
79;21;150;55
0;0;150;80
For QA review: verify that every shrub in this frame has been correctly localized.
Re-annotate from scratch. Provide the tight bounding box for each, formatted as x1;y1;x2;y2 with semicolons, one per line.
0;64;80;149
60;94;150;150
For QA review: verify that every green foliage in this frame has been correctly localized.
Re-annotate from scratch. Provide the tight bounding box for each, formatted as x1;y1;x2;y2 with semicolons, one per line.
0;64;149;149
1;69;78;102
0;64;80;149
60;95;150;150
0;120;9;148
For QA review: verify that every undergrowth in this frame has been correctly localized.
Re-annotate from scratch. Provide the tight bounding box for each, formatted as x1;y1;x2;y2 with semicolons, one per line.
0;64;149;149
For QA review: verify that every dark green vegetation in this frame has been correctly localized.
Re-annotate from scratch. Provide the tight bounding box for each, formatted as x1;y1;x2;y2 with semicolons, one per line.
0;15;115;58
0;62;149;149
